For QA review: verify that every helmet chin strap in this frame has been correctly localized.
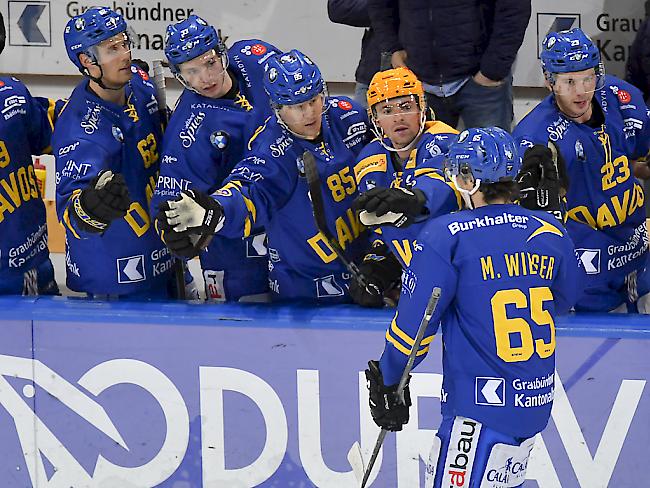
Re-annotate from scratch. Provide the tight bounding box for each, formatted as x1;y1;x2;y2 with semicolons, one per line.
452;175;481;209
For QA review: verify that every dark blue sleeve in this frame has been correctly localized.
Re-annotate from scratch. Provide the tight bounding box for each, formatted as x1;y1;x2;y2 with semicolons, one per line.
379;224;457;386
327;0;370;27
25;92;57;155
626;17;650;101
479;0;532;81
214;150;297;239
367;0;401;54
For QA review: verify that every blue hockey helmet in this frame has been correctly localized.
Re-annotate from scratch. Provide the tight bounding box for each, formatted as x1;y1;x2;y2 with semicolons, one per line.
64;7;128;70
446;127;521;185
540;28;600;74
164;15;224;74
263;49;325;106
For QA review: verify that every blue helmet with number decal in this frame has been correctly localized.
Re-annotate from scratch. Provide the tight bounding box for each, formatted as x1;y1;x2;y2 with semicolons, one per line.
64;7;127;70
446;127;521;185
263;49;325;106
164;15;225;73
541;28;600;74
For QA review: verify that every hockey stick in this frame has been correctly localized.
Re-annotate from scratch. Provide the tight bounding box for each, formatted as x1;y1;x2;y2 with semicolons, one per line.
351;286;442;488
302;150;381;297
152;59;187;300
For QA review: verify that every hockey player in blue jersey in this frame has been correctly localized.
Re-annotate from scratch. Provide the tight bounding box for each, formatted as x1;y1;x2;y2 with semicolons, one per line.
156;49;373;303
54;7;179;298
0;12;59;295
150;15;278;302
514;28;650;313
364;127;580;487
350;67;461;307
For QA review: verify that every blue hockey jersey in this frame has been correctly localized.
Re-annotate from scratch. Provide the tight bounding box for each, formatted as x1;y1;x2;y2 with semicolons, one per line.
380;204;580;438
0;77;58;294
354;120;461;267
54;67;174;296
514;76;650;311
214;96;372;302
151;40;278;301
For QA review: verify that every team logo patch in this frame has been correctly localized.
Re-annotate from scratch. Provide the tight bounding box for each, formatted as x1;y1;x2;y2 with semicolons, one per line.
111;125;124;142
617;89;631;104
268;67;278;83
575;140;585;161
338;100;353;111
117;255;146;283
251;44;267;56
576;248;601;274
475;377;506;406
210;130;229;150
296;155;305;177
75;18;85;30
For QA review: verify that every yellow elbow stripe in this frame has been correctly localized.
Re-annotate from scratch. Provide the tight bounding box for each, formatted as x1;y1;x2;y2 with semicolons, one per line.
385;328;431;357
385;313;433;356
62;206;80;240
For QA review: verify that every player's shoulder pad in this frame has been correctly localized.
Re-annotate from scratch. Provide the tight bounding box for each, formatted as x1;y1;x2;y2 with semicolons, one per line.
129;65;157;96
418;124;459;159
354;140;390;183
602;75;647;119
513;94;558;136
326;96;367;122
229;39;280;70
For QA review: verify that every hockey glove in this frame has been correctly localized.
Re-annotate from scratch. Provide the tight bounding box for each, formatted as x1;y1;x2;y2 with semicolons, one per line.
158;189;224;252
366;360;411;432
350;243;402;308
154;216;202;259
354;187;426;228
70;170;130;234
516;143;568;222
131;58;150;74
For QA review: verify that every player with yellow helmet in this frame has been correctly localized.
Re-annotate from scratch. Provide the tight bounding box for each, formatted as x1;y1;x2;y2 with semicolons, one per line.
350;68;462;307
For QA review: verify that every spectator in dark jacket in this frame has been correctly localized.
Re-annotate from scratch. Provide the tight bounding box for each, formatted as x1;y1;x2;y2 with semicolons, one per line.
626;1;650;103
368;0;531;130
328;0;398;107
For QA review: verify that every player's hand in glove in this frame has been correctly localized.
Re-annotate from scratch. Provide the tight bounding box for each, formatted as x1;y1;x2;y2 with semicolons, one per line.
516;143;569;222
366;360;411;431
350;243;402;308
131;58;150;74
156;189;224;256
71;170;130;234
354;187;427;228
154;216;201;259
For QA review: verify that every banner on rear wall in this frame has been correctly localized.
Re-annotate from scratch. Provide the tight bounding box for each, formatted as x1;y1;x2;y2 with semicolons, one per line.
515;0;645;86
0;0;362;82
0;1;645;90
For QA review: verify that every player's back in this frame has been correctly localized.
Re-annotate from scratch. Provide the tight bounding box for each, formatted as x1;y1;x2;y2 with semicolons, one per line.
420;203;580;438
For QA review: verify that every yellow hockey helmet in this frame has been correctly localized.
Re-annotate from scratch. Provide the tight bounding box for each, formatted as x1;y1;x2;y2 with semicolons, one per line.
366;67;425;111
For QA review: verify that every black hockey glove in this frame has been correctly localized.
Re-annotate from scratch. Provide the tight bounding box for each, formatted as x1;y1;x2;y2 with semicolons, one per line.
154;216;201;259
350;243;402;308
131;58;150;74
516;143;569;222
71;170;130;234
354;187;427;228
365;360;411;432
156;189;224;255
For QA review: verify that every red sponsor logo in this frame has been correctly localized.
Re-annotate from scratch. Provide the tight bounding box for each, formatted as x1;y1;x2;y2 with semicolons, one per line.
137;68;149;81
617;89;631;104
251;44;267;56
338;100;353;111
0;81;4;87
